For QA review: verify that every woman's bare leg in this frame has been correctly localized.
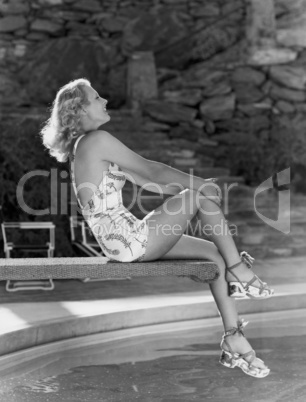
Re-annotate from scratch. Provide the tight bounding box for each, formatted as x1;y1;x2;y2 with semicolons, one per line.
160;234;239;329
144;189;263;287
193;195;262;285
159;234;267;370
142;190;268;370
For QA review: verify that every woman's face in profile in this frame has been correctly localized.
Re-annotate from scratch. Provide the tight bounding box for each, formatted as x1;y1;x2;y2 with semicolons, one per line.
82;85;110;128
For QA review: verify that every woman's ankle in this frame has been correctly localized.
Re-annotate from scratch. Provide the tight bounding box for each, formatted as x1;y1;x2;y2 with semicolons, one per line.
226;262;253;280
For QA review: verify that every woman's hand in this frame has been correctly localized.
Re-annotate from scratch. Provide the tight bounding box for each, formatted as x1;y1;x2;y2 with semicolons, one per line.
200;178;222;207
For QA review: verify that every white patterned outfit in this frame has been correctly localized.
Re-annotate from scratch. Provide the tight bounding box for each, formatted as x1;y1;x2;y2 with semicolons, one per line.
70;134;155;262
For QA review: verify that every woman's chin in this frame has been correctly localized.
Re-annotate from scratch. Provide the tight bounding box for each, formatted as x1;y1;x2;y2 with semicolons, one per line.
98;115;111;126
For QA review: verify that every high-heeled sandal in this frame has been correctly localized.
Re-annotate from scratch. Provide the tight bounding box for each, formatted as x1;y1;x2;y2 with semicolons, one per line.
227;251;274;299
219;319;270;378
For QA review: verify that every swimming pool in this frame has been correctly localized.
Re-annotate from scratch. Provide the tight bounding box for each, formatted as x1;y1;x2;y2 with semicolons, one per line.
0;310;305;402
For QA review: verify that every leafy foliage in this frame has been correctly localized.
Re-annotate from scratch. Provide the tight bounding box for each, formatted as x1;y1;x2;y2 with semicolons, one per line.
224;113;305;186
0;114;74;257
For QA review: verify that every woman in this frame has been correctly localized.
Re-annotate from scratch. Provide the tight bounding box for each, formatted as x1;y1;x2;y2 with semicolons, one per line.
41;78;274;378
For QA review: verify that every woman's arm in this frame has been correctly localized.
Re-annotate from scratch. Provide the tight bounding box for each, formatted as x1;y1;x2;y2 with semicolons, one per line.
83;130;161;182
153;161;212;193
152;162;222;206
83;130;221;203
123;167;183;196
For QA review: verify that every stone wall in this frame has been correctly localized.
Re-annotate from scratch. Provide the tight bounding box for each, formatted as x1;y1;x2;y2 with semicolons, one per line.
1;0;306;256
1;0;305;188
0;0;246;108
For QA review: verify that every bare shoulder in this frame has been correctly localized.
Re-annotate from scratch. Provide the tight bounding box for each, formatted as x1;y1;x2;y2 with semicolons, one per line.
81;129;111;146
78;130;112;156
79;129;158;180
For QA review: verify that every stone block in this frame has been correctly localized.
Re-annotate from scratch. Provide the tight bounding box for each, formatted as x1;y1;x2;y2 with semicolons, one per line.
0;16;27;32
66;21;99;35
294;103;306;113
142;121;170;132
163;0;187;4
0;48;7;60
275;100;295;114
102;17;127;33
231;66;266;86
73;0;102;12
127;52;158;105
169;124;203;141
277;7;306;47
0;1;30;15
86;12;114;24
199;93;235;121
169;138;199;151
269;65;306;90
212;132;251;145
30;19;63;34
162;89;202;106
247;47;297;66
221;0;243;15
189;3;220;18
277;27;306;47
197;138;218;147
38;0;63;4
143;101;197;124
26;32;50;41
41;10;90;21
270;82;306;102
13;43;27;57
192;25;241;64
233;83;265;104
202;80;232;97
216;114;270;134
13;28;28;37
191;119;205;129
246;0;276;48
237;103;268;116
203;119;215;135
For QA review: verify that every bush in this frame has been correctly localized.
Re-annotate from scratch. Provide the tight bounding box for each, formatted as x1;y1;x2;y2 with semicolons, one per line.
0;114;74;257
226;113;305;187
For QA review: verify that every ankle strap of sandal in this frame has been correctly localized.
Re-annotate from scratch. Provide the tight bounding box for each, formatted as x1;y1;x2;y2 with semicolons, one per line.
224;319;249;338
228;251;255;271
240;251;255;269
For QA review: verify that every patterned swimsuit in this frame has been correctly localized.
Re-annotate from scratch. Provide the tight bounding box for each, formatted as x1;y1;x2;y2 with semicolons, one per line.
70;134;155;262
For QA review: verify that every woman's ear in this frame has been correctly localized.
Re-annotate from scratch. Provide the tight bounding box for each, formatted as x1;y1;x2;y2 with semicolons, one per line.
80;107;87;115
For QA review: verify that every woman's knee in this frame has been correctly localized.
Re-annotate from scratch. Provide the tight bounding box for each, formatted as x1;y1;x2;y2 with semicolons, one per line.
209;245;226;273
180;188;201;214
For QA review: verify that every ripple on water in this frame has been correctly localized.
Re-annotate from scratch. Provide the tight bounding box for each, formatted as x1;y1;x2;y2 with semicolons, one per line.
0;335;305;402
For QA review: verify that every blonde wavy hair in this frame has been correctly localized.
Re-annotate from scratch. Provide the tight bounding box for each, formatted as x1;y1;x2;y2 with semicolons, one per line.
40;78;91;163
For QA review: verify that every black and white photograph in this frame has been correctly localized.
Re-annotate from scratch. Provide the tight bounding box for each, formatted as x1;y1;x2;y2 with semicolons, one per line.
0;0;305;401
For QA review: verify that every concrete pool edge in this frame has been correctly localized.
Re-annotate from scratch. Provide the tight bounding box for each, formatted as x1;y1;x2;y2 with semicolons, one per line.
0;282;306;358
1;309;306;375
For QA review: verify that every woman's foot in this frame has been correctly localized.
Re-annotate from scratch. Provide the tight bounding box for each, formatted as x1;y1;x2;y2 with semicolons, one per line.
220;319;270;378
226;261;267;289
225;251;274;299
224;331;267;370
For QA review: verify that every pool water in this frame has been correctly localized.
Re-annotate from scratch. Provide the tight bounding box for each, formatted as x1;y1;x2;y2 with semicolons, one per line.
0;314;305;402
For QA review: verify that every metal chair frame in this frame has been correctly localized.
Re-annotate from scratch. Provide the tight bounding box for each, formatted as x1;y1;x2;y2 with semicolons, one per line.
1;217;55;292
